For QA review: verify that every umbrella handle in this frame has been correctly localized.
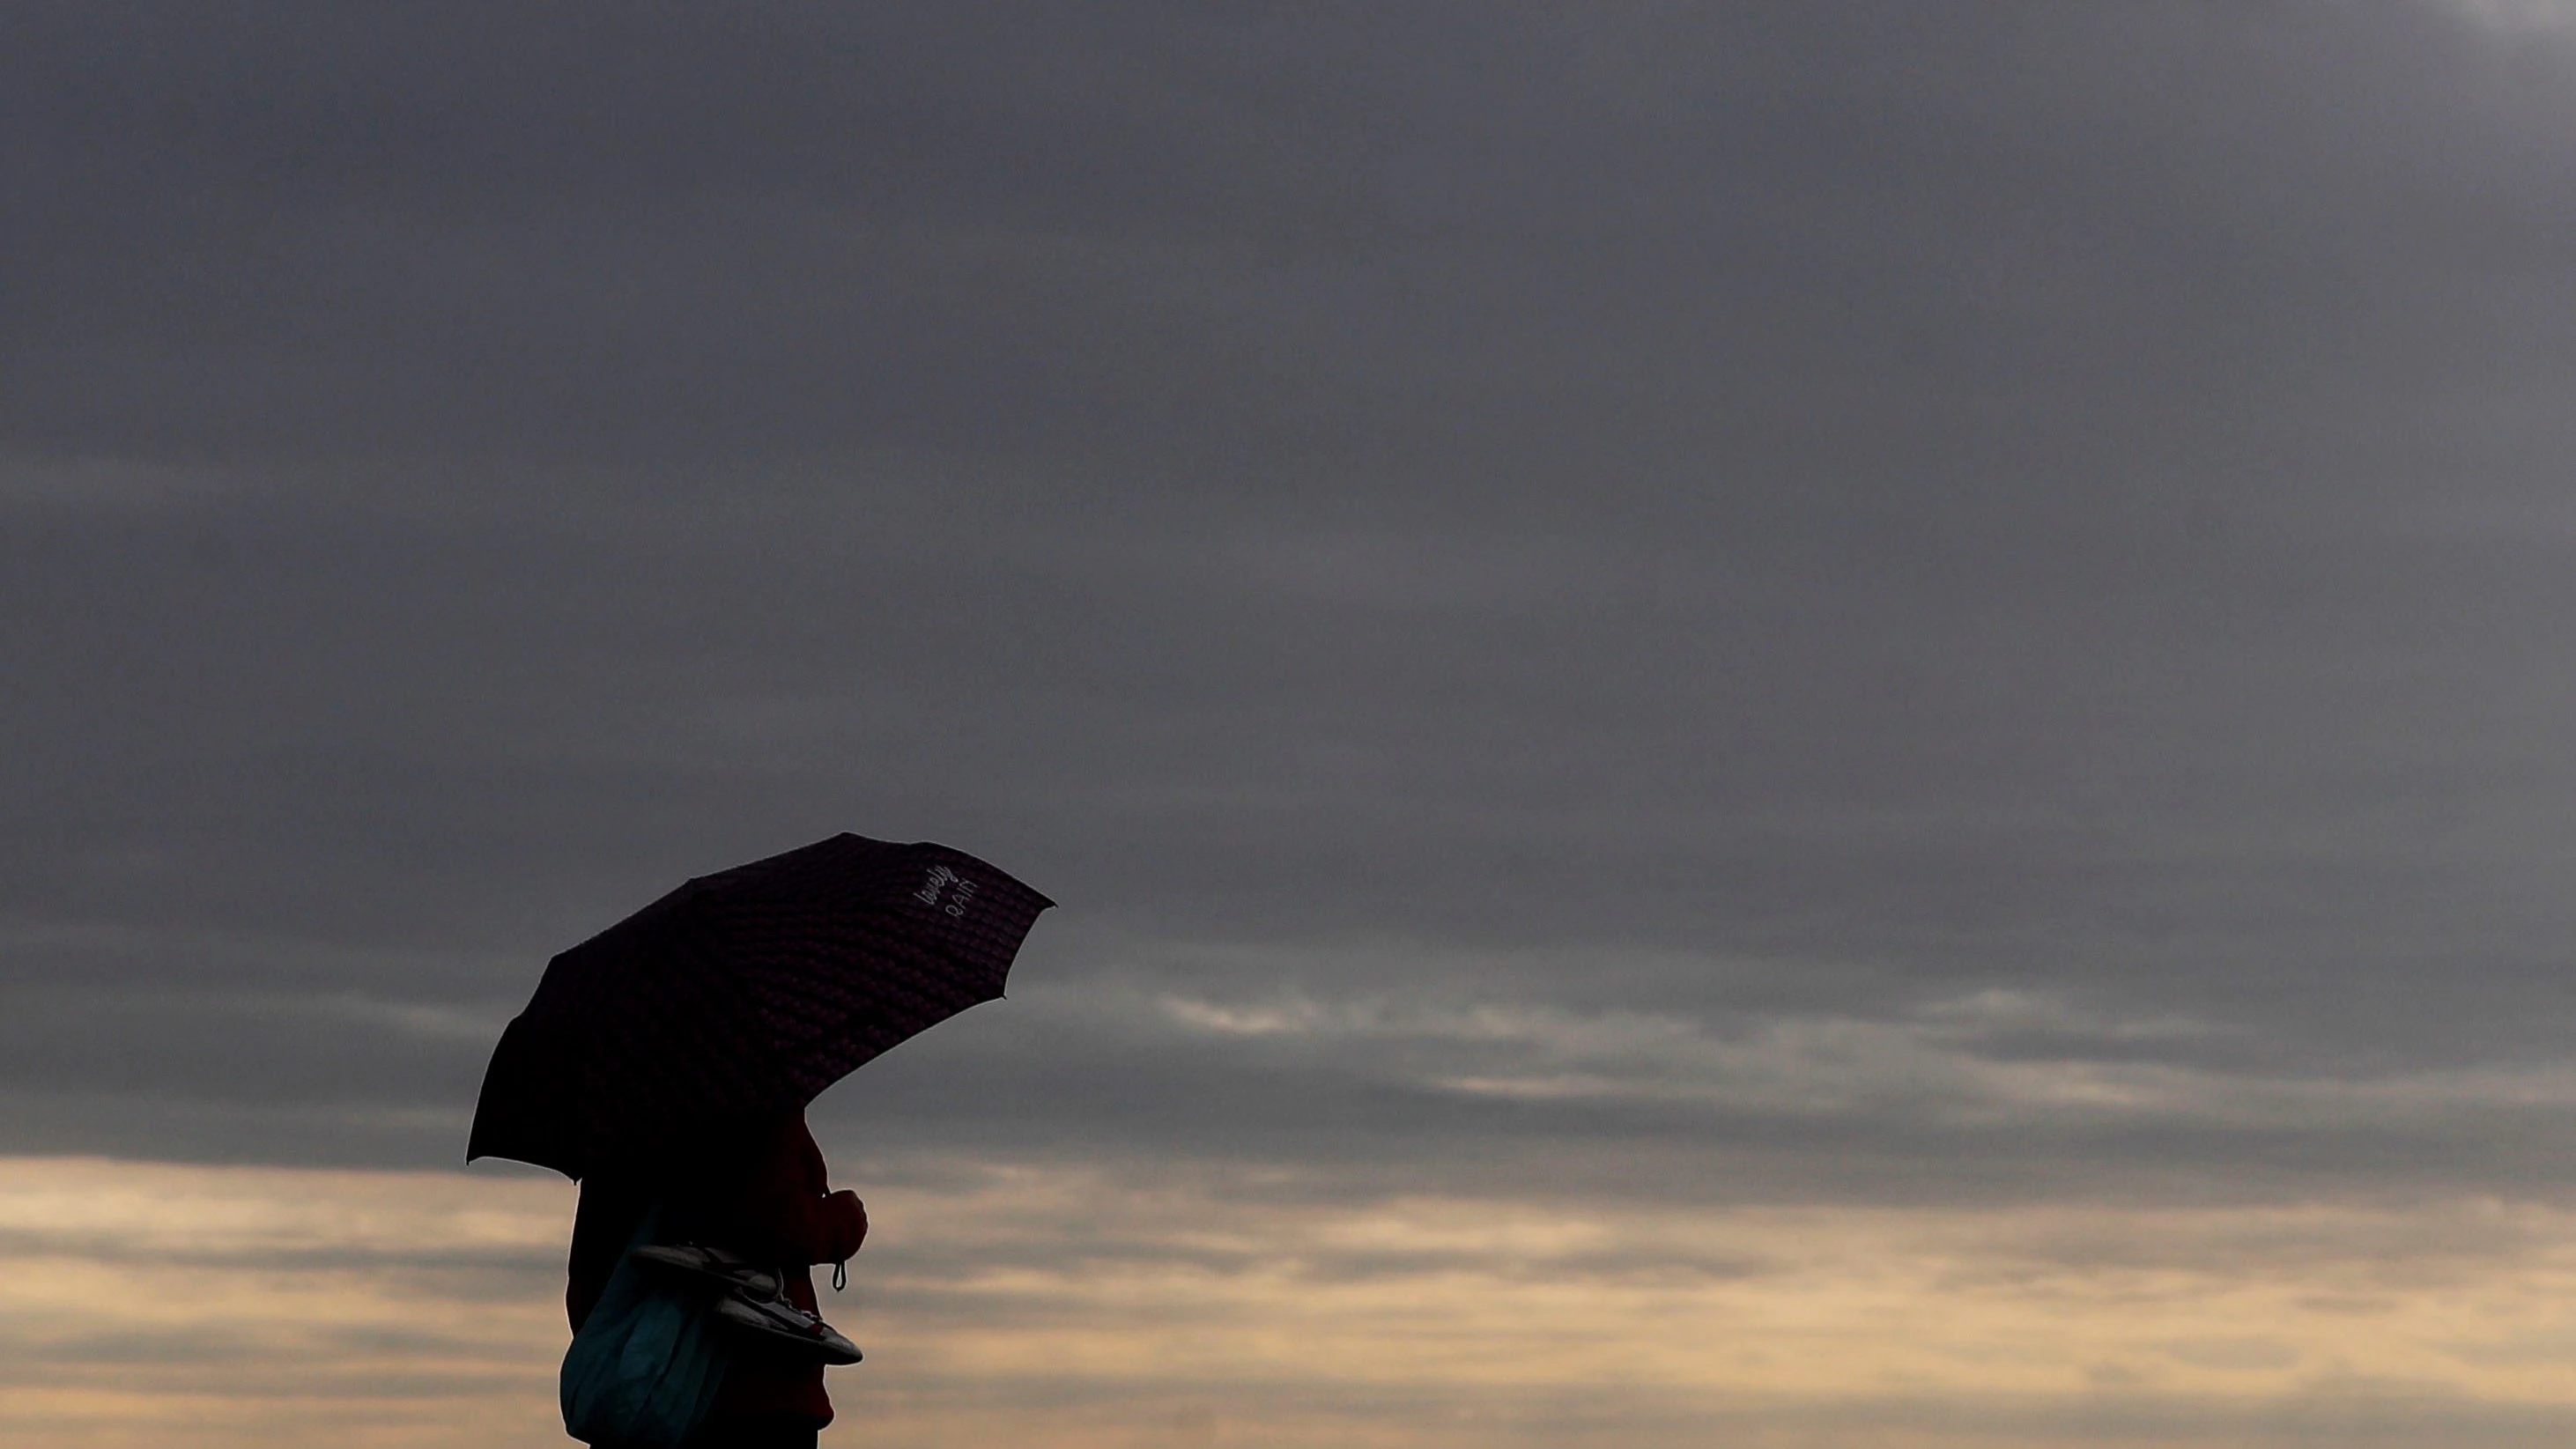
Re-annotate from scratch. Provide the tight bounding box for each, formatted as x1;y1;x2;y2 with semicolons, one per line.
833;1260;848;1292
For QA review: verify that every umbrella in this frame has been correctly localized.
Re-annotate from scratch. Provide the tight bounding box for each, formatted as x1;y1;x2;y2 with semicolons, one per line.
468;832;1052;1179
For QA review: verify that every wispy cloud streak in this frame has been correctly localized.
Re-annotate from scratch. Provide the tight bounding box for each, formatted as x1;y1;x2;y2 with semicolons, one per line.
12;1158;2576;1448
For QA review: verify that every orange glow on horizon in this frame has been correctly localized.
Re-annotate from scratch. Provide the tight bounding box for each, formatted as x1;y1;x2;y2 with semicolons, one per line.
6;1157;2576;1447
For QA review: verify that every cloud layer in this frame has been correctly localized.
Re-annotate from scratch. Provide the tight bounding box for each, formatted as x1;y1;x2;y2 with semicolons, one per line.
16;1158;2576;1449
11;2;2576;1442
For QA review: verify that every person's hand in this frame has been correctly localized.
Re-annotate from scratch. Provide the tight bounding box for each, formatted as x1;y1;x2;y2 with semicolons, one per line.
824;1189;868;1260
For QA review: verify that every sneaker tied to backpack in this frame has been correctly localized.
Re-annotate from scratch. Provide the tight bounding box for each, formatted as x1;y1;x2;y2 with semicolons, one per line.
629;1240;862;1365
628;1241;784;1300
711;1284;862;1364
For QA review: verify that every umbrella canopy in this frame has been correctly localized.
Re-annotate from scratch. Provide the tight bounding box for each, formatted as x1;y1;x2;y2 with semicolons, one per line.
468;833;1052;1179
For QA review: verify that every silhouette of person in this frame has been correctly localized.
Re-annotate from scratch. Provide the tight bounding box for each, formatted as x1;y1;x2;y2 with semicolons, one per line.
568;1108;869;1449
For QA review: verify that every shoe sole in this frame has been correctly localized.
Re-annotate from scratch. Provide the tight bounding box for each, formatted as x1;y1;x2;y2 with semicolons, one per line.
711;1299;862;1364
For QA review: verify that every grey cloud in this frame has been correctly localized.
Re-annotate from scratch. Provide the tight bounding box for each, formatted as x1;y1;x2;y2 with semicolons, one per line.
7;0;2576;1222
9;3;2572;479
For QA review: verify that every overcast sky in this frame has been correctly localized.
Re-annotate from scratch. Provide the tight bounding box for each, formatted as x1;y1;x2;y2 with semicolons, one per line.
10;3;2576;1445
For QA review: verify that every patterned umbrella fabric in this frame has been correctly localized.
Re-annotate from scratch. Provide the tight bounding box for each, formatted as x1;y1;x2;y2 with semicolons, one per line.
468;833;1052;1178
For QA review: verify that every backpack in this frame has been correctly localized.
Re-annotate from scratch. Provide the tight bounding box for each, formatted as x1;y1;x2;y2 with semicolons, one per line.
561;1205;733;1447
